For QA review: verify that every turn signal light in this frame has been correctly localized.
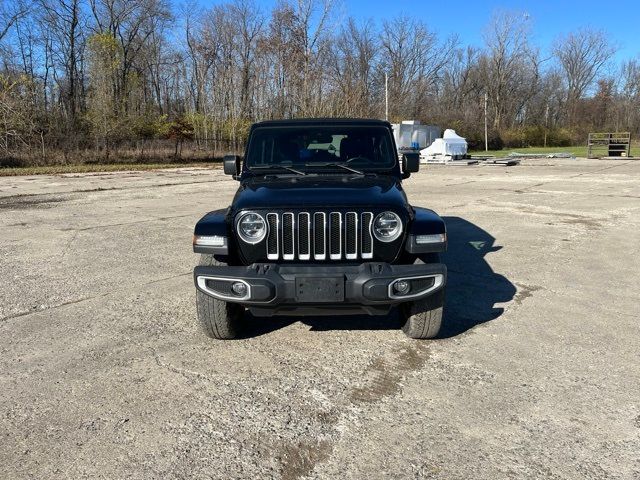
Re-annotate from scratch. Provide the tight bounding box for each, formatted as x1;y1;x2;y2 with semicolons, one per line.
415;233;446;244
193;235;227;247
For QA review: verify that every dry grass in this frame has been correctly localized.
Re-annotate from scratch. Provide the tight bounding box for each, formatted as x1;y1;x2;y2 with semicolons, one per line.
0;162;222;176
0;140;232;170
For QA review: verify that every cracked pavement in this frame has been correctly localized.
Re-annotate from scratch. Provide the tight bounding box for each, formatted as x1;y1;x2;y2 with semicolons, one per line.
1;160;639;479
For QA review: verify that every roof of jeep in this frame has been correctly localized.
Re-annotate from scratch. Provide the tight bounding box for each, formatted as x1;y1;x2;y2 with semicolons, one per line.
251;118;391;128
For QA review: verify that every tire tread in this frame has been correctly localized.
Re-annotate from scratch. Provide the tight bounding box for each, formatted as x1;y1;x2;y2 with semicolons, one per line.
195;255;243;340
400;256;445;339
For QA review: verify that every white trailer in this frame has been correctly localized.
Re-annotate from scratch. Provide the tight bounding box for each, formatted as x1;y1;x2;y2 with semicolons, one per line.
392;121;440;150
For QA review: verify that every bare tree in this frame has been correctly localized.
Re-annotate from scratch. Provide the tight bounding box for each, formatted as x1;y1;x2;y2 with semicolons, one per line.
379;16;457;121
89;0;172;112
328;18;379;117
619;59;640;135
263;0;334;117
553;28;616;125
38;0;85;124
229;0;264;119
86;32;122;160
481;11;539;130
0;0;27;43
2;1;640;166
431;46;485;135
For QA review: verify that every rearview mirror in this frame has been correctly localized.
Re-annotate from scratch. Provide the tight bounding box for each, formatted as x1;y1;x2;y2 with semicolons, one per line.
402;153;420;178
223;155;241;177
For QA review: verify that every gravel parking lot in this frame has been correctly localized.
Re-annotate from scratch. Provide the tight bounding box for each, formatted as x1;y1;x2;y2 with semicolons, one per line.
1;159;639;479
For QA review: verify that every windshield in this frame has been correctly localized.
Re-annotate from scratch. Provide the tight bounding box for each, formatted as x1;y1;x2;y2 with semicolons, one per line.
246;125;396;172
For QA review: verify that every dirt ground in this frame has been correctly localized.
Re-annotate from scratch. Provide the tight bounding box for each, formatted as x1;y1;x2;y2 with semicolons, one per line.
1;159;639;479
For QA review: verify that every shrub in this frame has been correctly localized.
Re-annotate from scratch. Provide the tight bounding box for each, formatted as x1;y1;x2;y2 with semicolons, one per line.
464;130;503;151
167;117;195;159
502;126;547;148
501;129;525;148
500;126;577;148
547;128;572;147
488;133;504;150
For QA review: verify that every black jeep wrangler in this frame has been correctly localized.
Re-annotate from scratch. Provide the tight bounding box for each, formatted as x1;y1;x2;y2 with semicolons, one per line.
192;119;447;339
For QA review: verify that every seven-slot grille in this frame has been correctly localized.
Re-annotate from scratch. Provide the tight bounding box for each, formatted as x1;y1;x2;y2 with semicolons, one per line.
264;212;374;260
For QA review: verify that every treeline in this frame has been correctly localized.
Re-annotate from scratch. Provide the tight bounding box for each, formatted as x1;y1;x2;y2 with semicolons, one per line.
0;0;638;166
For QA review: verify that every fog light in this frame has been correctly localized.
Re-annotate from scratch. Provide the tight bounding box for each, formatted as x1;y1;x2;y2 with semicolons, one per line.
231;282;248;296
393;280;410;295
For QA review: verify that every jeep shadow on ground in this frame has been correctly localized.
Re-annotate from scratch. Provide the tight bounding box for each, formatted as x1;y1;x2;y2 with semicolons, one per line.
241;216;516;339
437;216;516;338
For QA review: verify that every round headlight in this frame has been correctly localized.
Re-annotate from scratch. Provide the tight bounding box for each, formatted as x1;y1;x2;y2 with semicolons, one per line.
373;211;402;242
236;212;267;244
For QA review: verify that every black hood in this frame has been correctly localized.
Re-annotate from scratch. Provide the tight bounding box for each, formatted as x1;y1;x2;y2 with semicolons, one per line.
232;175;409;212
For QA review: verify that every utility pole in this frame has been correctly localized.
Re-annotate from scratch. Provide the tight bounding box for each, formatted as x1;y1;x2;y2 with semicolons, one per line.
385;73;389;121
544;103;550;148
484;91;488;152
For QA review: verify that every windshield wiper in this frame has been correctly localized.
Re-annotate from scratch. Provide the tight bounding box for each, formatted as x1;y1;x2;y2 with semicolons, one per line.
304;162;364;175
251;165;307;176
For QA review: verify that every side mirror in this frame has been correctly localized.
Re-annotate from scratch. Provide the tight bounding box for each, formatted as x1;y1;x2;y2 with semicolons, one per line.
402;153;420;178
223;154;241;177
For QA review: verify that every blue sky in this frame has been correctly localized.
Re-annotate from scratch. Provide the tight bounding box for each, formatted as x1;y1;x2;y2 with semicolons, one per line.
195;0;640;64
338;0;640;62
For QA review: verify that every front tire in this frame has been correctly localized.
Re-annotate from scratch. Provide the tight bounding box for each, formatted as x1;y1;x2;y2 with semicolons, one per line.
400;256;445;339
196;255;244;339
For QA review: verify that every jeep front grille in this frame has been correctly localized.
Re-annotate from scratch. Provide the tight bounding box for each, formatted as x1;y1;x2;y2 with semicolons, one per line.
265;211;374;261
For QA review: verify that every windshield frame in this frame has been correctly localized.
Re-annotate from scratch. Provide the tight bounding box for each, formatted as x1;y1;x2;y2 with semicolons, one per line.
242;124;399;177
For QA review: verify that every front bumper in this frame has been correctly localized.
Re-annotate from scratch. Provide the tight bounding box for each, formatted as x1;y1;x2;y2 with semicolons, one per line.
194;262;446;316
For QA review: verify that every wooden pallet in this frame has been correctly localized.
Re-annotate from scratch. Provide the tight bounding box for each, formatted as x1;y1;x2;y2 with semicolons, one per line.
588;132;631;158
